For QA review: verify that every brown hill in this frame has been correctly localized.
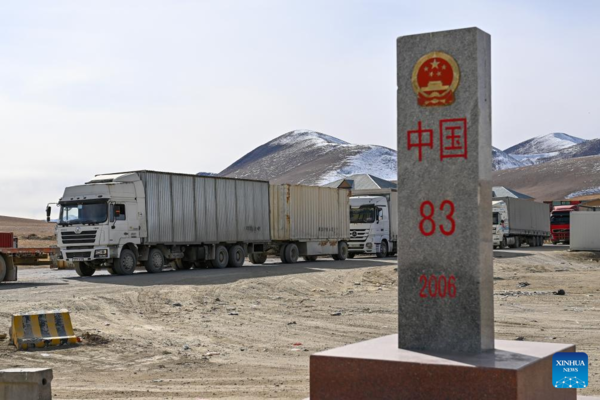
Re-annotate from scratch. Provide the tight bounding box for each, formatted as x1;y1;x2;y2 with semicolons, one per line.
0;215;56;247
492;155;600;201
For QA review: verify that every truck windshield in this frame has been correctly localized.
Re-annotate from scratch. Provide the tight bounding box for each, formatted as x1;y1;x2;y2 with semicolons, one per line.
492;212;500;225
350;205;376;224
59;202;108;225
550;212;570;225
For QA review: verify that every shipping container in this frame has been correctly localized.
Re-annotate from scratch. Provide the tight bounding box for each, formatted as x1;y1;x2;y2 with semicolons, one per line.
570;211;600;251
270;184;350;241
138;171;271;245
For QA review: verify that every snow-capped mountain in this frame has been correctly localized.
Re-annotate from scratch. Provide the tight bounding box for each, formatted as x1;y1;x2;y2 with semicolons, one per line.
492;132;588;170
218;130;397;185
505;132;586;155
492;147;526;171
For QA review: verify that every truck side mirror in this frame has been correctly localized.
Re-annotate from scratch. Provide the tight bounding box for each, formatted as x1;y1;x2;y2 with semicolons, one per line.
46;206;51;222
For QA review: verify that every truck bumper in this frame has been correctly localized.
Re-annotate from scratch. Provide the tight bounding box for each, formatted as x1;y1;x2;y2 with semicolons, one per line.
60;247;111;262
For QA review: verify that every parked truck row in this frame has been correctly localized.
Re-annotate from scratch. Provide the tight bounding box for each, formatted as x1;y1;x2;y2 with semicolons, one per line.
5;171;557;280
48;171;351;277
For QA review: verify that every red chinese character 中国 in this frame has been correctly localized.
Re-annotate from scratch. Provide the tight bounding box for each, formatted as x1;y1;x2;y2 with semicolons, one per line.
407;121;433;162
439;118;467;160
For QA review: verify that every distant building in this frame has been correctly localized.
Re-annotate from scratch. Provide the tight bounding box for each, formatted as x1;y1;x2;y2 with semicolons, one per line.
322;174;397;190
492;186;533;200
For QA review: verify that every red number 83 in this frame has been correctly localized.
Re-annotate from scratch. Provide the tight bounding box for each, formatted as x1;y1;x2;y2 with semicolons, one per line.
419;200;455;236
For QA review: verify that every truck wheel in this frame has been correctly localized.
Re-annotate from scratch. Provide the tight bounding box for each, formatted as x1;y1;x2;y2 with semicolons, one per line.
284;243;299;264
144;248;164;273
249;253;267;265
0;256;7;282
279;246;288;264
74;261;95;277
303;255;318;262
332;241;348;261
113;249;137;275
228;245;245;268
212;245;229;269
376;241;388;258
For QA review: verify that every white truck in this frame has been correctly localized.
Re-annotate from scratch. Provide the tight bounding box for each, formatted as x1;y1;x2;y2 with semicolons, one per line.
348;189;398;258
47;171;350;277
492;197;550;249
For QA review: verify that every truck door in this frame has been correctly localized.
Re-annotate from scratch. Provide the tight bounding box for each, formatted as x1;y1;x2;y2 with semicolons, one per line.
110;203;129;246
378;206;389;238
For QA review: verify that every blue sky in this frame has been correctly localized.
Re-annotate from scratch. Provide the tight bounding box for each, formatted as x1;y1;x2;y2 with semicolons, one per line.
1;0;599;218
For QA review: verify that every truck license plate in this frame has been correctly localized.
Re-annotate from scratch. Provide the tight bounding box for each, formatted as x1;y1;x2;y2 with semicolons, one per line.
73;257;85;261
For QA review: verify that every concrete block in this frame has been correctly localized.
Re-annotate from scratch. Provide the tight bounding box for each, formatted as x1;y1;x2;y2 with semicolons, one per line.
0;368;53;400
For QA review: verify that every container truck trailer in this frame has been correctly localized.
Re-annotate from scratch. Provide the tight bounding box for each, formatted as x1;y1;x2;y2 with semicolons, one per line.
0;232;56;283
47;171;350;277
492;197;550;249
348;189;398;258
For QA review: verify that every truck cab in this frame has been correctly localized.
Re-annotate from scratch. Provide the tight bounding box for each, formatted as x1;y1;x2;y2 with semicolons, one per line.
348;196;392;257
51;173;146;276
550;205;578;244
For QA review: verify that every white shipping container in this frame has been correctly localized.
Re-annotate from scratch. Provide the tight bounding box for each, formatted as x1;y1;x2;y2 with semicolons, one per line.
270;184;350;241
139;171;271;244
570;211;600;251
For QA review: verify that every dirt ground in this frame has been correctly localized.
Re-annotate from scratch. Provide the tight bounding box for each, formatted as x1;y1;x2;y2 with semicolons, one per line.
0;244;599;399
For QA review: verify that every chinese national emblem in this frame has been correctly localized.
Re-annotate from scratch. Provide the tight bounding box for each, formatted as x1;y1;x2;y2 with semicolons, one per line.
412;51;460;107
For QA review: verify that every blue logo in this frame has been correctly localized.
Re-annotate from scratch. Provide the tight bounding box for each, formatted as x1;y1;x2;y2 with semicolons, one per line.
553;352;588;389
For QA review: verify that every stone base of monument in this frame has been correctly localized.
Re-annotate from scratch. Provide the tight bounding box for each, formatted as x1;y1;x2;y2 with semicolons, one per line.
309;335;577;400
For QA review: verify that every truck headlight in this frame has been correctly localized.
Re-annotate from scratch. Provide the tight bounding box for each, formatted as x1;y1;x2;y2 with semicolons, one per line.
94;249;108;258
366;242;373;249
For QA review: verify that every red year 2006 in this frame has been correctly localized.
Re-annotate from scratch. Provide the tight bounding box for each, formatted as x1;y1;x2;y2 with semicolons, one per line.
419;274;456;298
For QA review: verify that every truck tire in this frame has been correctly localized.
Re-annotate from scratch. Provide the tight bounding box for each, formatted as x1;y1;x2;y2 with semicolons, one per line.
249;252;267;265
113;249;137;275
144;248;165;273
279;246;288;264
74;261;95;277
333;241;348;261
0;256;7;282
228;245;245;268
303;255;318;262
500;238;507;249
212;245;229;269
284;243;299;264
376;241;388;258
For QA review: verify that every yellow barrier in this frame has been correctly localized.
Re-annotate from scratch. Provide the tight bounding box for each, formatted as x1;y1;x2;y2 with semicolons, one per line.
10;309;78;350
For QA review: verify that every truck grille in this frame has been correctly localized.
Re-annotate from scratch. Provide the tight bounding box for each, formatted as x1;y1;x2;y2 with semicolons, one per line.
349;229;369;242
66;251;92;259
60;231;97;244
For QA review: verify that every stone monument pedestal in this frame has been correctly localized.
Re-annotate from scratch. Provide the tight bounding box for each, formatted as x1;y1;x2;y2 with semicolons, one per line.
310;335;576;400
